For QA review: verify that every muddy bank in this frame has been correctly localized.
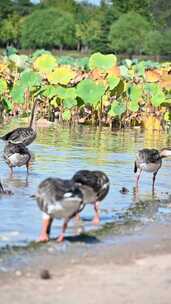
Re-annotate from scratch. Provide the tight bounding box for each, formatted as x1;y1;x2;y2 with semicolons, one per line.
1;222;171;304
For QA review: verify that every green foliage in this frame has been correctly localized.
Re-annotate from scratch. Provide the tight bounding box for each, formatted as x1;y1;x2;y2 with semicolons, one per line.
108;100;126;117
76;79;106;106
47;67;76;85
21;8;76;49
20;71;41;89
89;52;117;71
109;12;151;54
11;81;25;104
0;79;8;95
33;53;57;73
144;31;163;55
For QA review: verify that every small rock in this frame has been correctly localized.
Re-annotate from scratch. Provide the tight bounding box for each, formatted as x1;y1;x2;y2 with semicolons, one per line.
15;270;22;276
40;269;51;280
119;187;129;194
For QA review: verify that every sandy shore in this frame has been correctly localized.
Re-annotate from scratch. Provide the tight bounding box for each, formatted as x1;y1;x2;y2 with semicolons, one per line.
1;222;171;304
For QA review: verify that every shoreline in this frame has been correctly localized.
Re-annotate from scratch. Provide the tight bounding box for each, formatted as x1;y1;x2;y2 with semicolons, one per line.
1;221;171;303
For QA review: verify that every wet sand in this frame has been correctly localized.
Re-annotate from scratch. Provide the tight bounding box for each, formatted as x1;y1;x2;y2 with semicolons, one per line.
1;222;171;304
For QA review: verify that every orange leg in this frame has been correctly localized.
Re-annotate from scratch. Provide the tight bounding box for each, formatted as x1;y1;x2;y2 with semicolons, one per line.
57;219;69;243
38;217;53;242
92;201;100;225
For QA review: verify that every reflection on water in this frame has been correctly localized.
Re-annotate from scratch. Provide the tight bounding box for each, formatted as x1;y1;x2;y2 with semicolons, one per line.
0;121;171;248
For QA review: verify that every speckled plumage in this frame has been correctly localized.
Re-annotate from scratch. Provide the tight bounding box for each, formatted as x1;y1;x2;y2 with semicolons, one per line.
72;170;110;204
3;142;31;173
134;148;171;189
36;177;84;219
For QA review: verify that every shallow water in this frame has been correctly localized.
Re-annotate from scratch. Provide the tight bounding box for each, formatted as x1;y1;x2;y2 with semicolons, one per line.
1;119;171;249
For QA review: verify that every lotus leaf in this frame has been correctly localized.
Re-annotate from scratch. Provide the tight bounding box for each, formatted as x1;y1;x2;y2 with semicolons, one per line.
120;65;129;78
9;54;30;70
164;111;171;122
33;54;57;73
145;70;161;83
107;75;120;90
3;98;12;111
20;71;41;90
62;110;71;121
136;61;145;77
107;66;121;77
0;79;7;95
111;80;125;97
128;101;139;112
42;85;59;98
47;67;76;85
63;98;77;109
108;100;126;117
11;81;25;104
89;52;117;72
144;83;161;96
129;85;142;102
151;92;165;107
76;79;106;106
55;86;76;100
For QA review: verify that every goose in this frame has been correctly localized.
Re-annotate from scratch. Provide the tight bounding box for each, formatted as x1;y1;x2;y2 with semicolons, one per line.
72;170;110;224
3;142;31;175
134;148;171;189
36;177;84;242
0;98;39;146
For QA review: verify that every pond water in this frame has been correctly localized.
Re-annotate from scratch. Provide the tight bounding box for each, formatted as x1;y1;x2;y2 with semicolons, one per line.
1;119;171;249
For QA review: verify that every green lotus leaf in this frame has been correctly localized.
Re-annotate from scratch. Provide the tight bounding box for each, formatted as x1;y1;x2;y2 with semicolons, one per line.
55;86;76;100
3;98;12;111
128;101;139;112
63;98;77;109
47;67;76;85
108;100;126;117
42;85;59;98
20;71;41;89
120;65;129;78
62;109;71;121
136;61;145;77
89;52;117;71
76;79;106;106
129;85;142;102
11;81;25;104
0;79;7;95
107;75;120;90
151;92;165;107
144;83;161;96
124;59;132;68
33;53;57;73
164;111;171;122
111;80;125;97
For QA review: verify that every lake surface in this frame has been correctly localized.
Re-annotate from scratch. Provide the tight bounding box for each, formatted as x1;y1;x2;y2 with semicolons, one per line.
1;119;171;249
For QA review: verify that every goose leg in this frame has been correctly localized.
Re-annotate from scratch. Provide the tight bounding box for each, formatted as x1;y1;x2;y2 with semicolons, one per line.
26;162;29;174
152;171;158;192
92;201;100;225
10;166;13;176
57;219;69;243
136;169;142;188
38;216;53;242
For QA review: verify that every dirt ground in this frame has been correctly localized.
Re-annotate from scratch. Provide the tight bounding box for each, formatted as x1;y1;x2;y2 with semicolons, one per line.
1;222;171;304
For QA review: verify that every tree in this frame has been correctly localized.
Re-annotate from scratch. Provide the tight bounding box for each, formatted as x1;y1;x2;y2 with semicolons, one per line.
108;11;151;55
20;8;76;49
143;31;163;55
0;13;21;46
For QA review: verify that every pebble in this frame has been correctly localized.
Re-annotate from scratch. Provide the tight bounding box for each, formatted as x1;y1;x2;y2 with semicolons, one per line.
40;269;51;280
